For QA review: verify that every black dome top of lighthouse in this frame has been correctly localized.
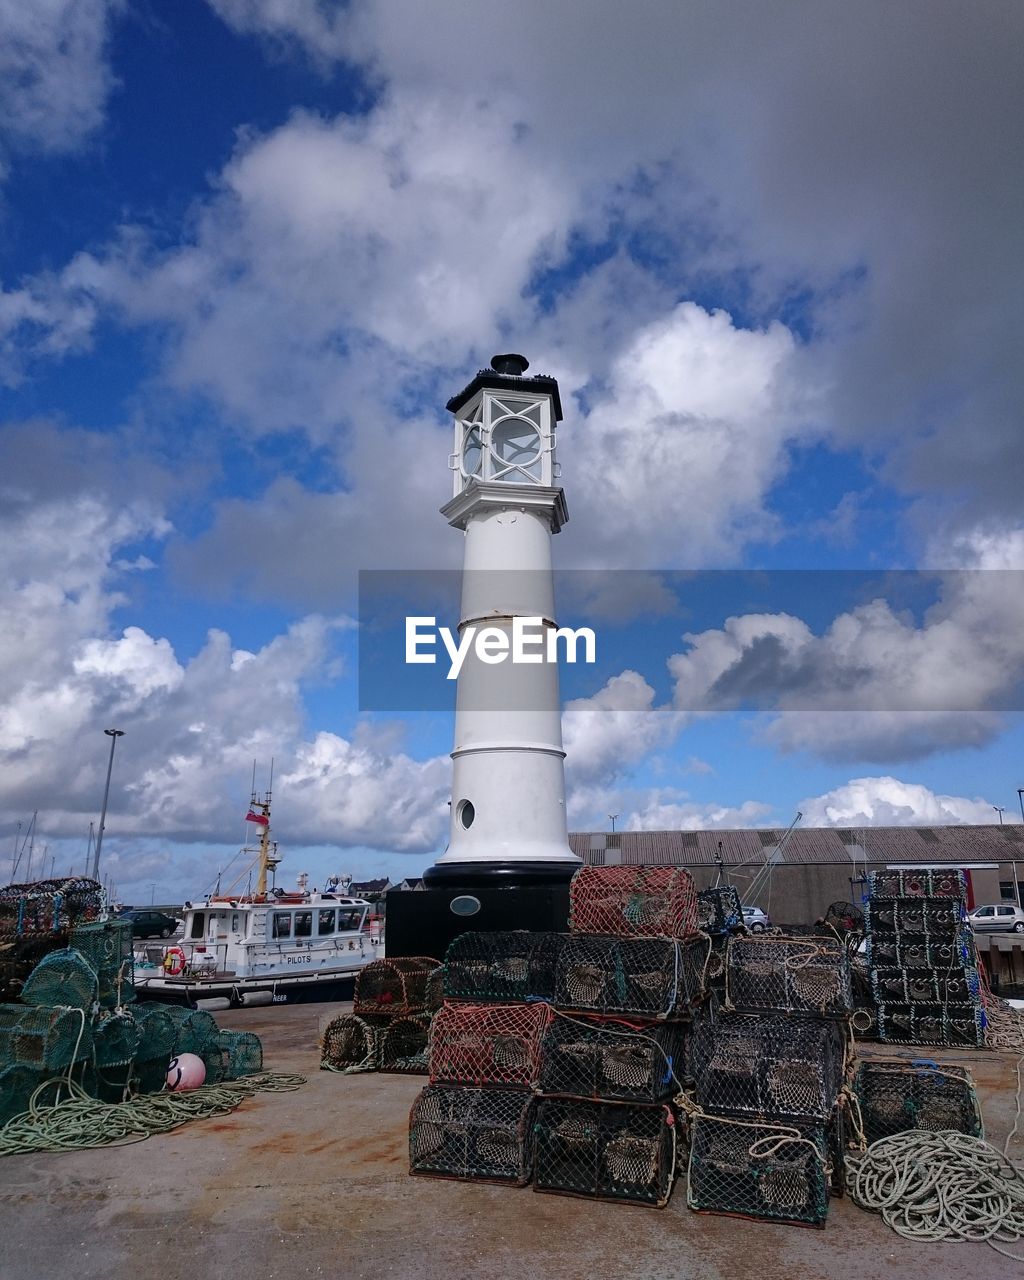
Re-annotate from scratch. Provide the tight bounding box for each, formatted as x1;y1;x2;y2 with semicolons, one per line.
446;353;563;421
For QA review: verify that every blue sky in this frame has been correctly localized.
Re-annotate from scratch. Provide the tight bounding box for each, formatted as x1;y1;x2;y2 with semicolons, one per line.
2;1;1022;903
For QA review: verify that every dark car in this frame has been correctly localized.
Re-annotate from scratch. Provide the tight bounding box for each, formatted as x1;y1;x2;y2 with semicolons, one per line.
121;909;179;939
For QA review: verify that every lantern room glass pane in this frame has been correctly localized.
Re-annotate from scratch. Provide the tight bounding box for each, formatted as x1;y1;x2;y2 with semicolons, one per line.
462;423;482;477
491;421;541;481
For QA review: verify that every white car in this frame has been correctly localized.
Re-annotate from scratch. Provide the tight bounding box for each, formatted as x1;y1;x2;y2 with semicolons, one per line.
741;905;770;932
968;904;1024;933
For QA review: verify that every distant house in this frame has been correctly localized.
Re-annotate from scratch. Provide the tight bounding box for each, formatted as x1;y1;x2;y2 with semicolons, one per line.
394;877;424;892
350;878;391;902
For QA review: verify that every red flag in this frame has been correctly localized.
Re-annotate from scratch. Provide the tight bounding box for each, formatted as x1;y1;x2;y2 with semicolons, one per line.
245;810;269;826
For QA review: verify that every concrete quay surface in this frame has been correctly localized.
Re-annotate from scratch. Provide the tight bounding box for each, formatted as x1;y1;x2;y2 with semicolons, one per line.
0;999;1020;1280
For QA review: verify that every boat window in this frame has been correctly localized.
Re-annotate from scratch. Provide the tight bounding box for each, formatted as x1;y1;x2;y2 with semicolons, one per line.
294;911;313;938
231;913;240;933
272;912;292;939
317;909;336;935
189;912;205;940
337;909;362;931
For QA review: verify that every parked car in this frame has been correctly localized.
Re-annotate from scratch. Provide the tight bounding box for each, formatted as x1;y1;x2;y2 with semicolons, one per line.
967;903;1024;933
741;905;770;932
120;909;179;939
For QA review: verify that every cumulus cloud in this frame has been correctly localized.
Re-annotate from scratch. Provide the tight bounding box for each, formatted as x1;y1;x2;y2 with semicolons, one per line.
668;571;1024;761
0;0;120;171
799;776;1006;828
562;670;684;791
624;794;773;832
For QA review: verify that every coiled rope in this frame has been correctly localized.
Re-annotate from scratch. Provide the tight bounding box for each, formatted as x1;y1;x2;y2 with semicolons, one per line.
0;1072;305;1157
845;1129;1024;1259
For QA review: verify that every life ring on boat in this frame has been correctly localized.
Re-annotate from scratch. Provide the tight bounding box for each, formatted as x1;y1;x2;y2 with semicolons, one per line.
163;946;187;976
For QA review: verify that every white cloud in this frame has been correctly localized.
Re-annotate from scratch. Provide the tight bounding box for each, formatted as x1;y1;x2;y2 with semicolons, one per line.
562;670;684;791
668;572;1024;761
625;794;772;832
799;776;1006;828
0;0;120;171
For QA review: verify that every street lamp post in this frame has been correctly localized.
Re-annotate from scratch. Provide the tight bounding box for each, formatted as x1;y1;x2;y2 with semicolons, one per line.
994;805;1005;825
92;729;125;882
609;815;619;833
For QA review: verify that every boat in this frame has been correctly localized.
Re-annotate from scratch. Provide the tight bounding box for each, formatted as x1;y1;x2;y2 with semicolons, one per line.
133;786;383;1007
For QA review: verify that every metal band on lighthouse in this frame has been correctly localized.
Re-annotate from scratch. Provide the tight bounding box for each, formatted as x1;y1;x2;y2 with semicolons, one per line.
427;354;581;881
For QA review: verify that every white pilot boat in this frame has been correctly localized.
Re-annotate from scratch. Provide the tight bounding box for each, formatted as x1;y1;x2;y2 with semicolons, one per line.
133;787;383;1007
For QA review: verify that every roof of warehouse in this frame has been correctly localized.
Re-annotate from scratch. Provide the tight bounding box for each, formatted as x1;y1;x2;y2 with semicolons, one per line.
567;823;1024;866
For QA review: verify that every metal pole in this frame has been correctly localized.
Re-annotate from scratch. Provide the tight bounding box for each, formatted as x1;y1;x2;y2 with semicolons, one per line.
994;805;1004;824
608;815;618;833
92;729;124;881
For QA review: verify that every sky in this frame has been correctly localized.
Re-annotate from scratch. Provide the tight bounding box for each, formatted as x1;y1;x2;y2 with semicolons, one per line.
1;0;1023;904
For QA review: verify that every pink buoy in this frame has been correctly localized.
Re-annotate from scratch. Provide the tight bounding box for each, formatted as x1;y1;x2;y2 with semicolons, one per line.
166;1052;206;1091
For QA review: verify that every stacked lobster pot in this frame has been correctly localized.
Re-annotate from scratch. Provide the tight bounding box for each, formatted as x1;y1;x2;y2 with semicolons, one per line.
696;885;745;994
409;866;709;1205
322;956;441;1075
535;866;706;1208
685;933;855;1227
865;869;984;1048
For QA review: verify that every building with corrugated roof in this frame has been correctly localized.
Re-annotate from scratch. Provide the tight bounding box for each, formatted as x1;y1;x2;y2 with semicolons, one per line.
568;823;1024;923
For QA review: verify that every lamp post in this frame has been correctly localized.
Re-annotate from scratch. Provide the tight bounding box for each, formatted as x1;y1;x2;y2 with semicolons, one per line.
994;805;1005;825
609;815;618;833
92;729;125;882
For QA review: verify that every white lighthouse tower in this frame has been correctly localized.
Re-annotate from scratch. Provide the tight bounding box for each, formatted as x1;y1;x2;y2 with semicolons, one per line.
423;354;582;889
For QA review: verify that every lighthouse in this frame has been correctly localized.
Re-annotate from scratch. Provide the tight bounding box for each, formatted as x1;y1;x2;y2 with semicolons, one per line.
390;355;581;953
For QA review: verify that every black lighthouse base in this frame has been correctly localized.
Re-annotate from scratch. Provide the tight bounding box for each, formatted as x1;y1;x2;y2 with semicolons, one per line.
385;860;578;961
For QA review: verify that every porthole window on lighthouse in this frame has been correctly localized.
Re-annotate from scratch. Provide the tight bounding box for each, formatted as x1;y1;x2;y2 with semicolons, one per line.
457;799;475;829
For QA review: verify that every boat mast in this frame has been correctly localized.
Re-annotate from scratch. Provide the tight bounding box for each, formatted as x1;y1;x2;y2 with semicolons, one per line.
251;759;280;897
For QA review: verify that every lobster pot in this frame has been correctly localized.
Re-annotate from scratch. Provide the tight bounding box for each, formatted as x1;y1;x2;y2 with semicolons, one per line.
852;1060;983;1145
379;1014;432;1074
93;1009;142;1068
687;1114;831;1227
69;920;135;1007
539;1014;685;1104
533;1098;676;1208
409;1083;536;1185
443;931;562;1004
0;1063;45;1126
19;949;99;1011
697;886;743;937
877;1002;984;1048
354;956;442;1016
147;1003;222;1077
569;866;699;940
429;1002;550;1088
554;935;707;1020
321;1012;387;1073
726;937;852;1019
867;869;966;901
691;1014;845;1124
866;899;964;938
0;878;103;940
215;1029;264;1079
0;1004;93;1072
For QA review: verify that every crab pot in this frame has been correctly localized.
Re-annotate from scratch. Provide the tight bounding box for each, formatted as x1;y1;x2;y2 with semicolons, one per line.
216;1029;264;1079
686;1114;831;1227
0;877;103;939
70;920;135;1007
554;934;707;1020
409;1083;536;1184
697;886;744;937
354;956;443;1016
726;937;853;1019
0;1004;94;1073
568;866;699;940
852;1059;983;1144
867;869;966;900
153;1004;221;1057
691;1014;845;1124
538;1013;686;1104
0;1062;45;1126
429;1002;550;1089
19;948;99;1011
442;931;562;1004
379;1014;433;1074
876;1001;985;1048
533;1098;677;1207
320;1012;388;1073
